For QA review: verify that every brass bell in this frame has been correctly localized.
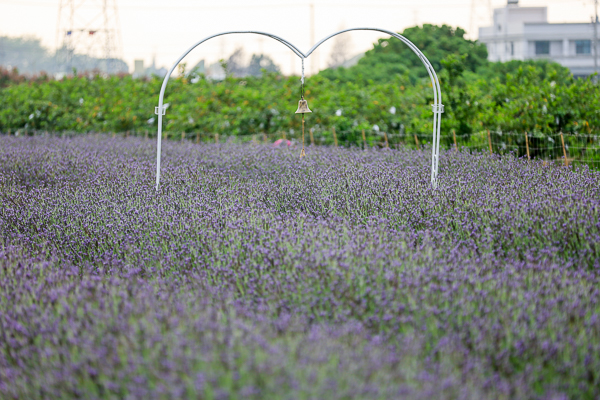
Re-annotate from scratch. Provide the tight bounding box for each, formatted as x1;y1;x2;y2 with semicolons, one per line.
295;97;312;114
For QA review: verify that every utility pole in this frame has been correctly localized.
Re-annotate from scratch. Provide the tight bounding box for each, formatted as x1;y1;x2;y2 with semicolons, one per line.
469;0;476;39
594;0;599;78
470;0;494;40
0;24;5;67
290;52;295;76
310;3;318;75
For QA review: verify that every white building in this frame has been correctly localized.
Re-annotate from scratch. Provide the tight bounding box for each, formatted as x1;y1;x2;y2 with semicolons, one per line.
478;0;599;78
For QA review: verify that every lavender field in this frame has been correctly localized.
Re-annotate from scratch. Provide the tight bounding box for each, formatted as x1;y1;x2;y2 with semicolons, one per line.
0;135;599;400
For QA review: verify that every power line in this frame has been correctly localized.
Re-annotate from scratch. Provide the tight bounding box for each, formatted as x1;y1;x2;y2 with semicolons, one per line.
2;0;597;6
594;0;599;76
0;0;491;9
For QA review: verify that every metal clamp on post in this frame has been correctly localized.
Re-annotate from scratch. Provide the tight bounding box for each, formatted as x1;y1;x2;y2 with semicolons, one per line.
431;104;444;114
155;105;167;116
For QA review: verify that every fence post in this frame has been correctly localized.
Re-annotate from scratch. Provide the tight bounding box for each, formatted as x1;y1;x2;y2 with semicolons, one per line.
525;132;530;160
215;133;219;143
362;129;367;150
414;134;420;151
196;132;200;144
181;131;185;141
560;132;568;166
487;130;492;154
452;129;458;151
145;130;148;140
333;127;338;147
383;131;389;148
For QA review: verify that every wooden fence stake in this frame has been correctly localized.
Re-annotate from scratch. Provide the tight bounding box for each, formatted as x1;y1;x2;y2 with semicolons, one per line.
196;132;200;144
362;129;367;150
181;131;185;141
333;127;338;147
215;133;219;143
525;132;530;160
383;131;389;148
263;133;267;143
112;131;116;139
487;129;492;154
414;134;420;150
309;128;314;146
560;132;568;166
452;129;458;151
144;130;148;140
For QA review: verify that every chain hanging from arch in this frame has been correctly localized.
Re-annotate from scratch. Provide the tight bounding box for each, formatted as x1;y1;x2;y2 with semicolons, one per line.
295;57;312;158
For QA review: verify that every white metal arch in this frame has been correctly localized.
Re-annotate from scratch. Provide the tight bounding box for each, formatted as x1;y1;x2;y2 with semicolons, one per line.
154;28;444;190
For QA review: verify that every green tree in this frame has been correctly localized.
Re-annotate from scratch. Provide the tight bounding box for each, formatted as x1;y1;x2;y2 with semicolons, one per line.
319;24;489;84
439;54;482;140
246;54;280;77
0;36;52;75
475;59;572;84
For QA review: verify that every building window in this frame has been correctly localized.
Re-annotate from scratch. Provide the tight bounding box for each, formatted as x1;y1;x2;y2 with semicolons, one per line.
535;41;550;55
575;40;591;55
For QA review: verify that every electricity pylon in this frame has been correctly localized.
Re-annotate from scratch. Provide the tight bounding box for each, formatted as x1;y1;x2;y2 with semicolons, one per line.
55;0;124;74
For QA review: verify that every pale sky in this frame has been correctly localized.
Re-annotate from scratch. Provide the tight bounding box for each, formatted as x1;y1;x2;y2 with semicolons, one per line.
0;0;596;75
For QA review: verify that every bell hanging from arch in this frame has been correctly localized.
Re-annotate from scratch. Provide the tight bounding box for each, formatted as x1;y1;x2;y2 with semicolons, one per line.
295;97;312;114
